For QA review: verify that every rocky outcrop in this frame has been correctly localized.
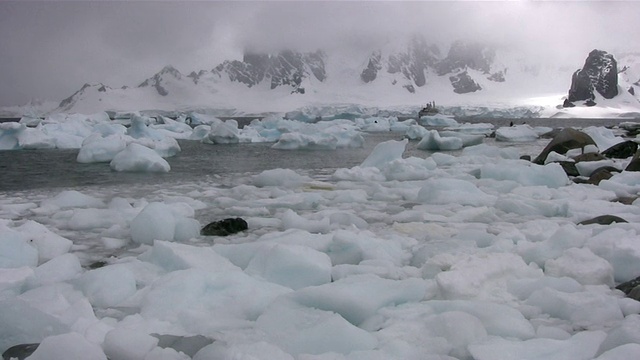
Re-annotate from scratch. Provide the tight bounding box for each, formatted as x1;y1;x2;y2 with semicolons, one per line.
138;65;183;96
270;50;326;93
436;40;495;76
57;83;112;112
358;36;500;93
212;54;267;87
566;49;619;105
53;37;515;113
386;36;440;88
602;140;638;159
625;151;640;171
361;50;382;83
212;50;326;94
449;71;482;94
487;71;505;82
58;83;93;110
532;128;596;164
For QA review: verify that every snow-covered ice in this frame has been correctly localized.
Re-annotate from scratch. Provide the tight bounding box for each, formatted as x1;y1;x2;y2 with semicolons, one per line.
110;143;171;173
2;112;640;359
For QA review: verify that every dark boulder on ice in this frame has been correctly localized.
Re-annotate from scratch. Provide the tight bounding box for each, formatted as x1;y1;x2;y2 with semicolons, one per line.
2;343;39;360
619;122;640;137
586;169;613;185
616;275;640;301
449;71;482;94
624;151;640;171
573;152;606;163
87;260;109;269
613;196;638;205
567;49;619;103
629;86;635;96
627;287;640;302
533;128;597;165
589;166;619;185
552;147;606;179
574;166;618;185
201;217;248;236
602;140;638;159
562;99;576;108
152;334;214;357
559;162;580;177
578;214;628;226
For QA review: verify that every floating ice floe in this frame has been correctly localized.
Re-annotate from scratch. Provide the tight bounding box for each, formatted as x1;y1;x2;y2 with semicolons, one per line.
130;202;200;244
77;133;129;163
361;139;408;168
203;121;240;144
0;122;26;150
419;114;459;127
495;124;541;142
417;130;463;150
110;143;171;173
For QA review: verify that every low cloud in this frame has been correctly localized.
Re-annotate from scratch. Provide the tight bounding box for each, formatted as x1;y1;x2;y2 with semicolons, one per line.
1;1;638;106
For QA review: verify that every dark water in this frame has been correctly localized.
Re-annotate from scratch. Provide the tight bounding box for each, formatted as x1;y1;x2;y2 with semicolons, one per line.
0;133;419;192
0;117;629;193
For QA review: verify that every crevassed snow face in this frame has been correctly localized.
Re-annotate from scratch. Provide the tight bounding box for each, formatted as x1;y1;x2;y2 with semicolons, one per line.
3;115;640;359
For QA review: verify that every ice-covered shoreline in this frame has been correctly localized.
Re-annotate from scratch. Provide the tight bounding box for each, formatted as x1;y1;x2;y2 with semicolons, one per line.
3;111;640;359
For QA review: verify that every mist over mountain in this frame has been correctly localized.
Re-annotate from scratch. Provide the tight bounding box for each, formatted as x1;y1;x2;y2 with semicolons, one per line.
39;35;640;116
2;0;640;112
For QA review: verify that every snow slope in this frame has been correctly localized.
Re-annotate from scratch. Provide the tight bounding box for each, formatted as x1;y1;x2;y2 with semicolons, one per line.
3;41;640;118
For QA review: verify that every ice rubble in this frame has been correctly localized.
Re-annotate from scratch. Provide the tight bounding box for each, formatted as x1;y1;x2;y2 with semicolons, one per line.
3;113;640;359
1;110;505;170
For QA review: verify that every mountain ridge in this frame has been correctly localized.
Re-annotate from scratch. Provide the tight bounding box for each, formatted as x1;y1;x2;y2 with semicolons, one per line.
27;37;640;115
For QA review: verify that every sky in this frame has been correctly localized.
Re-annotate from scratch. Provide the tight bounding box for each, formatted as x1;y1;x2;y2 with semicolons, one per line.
1;0;639;107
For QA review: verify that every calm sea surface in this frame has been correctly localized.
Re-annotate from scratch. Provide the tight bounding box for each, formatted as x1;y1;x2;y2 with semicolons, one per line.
0;118;629;193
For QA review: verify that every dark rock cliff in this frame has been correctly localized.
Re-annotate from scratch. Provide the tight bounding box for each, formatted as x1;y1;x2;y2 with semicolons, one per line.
566;49;618;105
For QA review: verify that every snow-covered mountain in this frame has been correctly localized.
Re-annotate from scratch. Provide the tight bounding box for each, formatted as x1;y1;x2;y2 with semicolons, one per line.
203;50;327;95
37;36;640;116
555;50;640;117
619;52;640;92
0;98;58;118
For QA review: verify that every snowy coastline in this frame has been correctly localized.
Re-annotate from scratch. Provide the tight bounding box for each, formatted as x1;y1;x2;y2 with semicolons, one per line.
2;111;640;359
